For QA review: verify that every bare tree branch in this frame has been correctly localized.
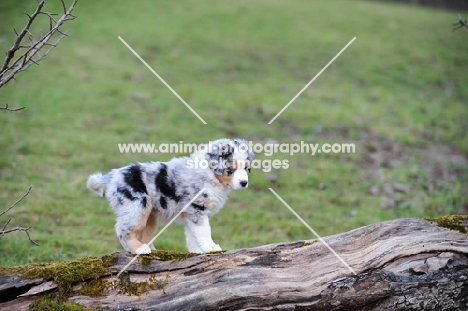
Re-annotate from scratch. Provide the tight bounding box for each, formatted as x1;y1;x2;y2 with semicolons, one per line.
0;104;25;112
0;0;79;88
1;219;12;233
0;187;39;246
0;1;76;245
453;13;468;32
0;1;47;75
0;226;39;246
0;187;32;218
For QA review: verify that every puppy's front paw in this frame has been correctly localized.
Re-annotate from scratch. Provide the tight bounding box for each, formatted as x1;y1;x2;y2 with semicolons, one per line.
134;244;152;255
211;244;222;252
200;243;222;253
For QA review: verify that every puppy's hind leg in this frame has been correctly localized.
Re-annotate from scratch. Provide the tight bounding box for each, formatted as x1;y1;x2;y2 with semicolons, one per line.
115;201;154;254
140;210;157;251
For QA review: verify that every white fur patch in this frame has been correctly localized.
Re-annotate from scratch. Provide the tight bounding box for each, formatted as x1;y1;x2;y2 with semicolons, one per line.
184;214;223;253
232;169;248;189
87;173;105;196
233;150;248;161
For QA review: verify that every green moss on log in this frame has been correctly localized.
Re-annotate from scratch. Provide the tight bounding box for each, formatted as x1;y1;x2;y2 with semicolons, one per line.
80;278;109;297
302;239;319;247
424;215;468;234
0;254;117;301
119;272;169;297
29;294;93;311
138;250;195;265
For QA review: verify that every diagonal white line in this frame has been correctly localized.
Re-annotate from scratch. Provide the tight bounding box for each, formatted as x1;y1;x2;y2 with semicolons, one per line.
268;37;356;124
268;188;356;275
117;188;206;277
118;36;207;124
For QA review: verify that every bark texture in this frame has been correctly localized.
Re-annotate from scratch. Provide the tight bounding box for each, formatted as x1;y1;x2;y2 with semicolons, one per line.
1;218;467;310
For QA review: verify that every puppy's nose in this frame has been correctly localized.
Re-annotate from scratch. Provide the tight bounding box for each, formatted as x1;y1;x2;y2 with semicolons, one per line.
240;180;248;188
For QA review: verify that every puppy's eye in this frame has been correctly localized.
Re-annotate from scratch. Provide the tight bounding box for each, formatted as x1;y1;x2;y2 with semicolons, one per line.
226;168;235;176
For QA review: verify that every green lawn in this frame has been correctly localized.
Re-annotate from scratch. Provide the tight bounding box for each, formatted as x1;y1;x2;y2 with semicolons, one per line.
0;0;467;266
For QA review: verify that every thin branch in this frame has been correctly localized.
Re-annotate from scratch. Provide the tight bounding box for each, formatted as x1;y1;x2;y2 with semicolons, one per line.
0;226;40;246
0;0;46;75
1;219;12;233
0;0;79;88
28;58;40;66
0;187;32;218
453;13;468;32
61;0;67;14
0;104;26;112
0;187;39;246
56;28;69;36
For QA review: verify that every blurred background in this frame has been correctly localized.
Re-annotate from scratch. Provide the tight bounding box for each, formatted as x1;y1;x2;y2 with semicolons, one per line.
0;0;467;266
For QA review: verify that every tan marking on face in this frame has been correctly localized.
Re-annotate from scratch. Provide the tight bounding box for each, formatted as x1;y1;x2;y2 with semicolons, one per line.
214;173;234;187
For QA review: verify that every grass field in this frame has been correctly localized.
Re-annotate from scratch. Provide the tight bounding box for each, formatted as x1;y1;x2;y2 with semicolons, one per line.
0;0;467;266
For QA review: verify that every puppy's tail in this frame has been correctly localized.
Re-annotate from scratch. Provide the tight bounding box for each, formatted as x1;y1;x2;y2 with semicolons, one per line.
87;173;106;197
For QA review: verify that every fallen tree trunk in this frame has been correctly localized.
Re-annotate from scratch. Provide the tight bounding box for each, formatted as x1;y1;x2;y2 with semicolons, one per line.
1;217;467;310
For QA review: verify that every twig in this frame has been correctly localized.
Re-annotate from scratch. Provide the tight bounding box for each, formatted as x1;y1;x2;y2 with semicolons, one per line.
453;13;468;32
0;104;26;112
0;1;46;75
0;187;32;218
1;219;12;233
0;187;39;246
0;226;40;246
0;0;79;88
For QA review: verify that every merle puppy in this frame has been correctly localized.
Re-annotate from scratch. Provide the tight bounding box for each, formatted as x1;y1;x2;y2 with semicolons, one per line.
87;138;253;254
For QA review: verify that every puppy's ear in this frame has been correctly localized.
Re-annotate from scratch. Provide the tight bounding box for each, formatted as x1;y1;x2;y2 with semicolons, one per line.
218;142;234;158
233;138;244;145
246;153;254;173
248;150;254;162
204;139;236;175
205;149;225;175
234;138;254;161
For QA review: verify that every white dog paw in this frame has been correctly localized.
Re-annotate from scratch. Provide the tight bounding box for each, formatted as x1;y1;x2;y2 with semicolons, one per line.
200;243;222;253
212;244;222;252
134;244;152;255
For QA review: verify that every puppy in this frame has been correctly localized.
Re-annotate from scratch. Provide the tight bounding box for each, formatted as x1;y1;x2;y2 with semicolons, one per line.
87;138;253;254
